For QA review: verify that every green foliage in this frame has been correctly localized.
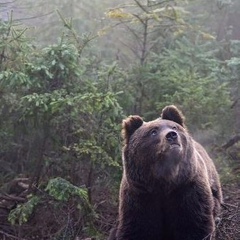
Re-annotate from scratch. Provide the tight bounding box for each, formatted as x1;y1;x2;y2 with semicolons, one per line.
119;36;232;134
8;195;40;225
152;38;232;131
45;177;88;202
0;15;124;233
0;14;123;172
226;40;240;85
0;14;31;71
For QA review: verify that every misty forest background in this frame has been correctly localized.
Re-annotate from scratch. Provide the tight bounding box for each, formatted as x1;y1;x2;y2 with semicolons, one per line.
0;0;240;239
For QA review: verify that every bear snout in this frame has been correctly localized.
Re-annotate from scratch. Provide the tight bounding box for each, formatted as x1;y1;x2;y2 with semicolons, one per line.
165;130;178;143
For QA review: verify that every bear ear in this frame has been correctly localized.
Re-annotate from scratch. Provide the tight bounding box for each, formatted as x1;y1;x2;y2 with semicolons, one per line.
122;115;143;144
161;105;186;127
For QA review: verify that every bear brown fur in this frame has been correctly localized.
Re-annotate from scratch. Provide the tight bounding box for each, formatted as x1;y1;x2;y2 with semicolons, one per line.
108;105;222;240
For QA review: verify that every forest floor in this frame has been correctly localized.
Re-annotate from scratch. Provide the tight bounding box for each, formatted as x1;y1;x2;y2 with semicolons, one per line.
216;181;240;240
0;179;239;239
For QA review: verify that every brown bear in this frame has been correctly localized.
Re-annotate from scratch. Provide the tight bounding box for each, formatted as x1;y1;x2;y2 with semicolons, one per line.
108;105;222;240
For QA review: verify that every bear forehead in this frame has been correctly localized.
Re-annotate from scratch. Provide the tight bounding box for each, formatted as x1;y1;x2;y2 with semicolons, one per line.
143;118;179;129
136;118;182;135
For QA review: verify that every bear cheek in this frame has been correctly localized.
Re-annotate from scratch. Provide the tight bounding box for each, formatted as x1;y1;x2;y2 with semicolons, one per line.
124;147;152;182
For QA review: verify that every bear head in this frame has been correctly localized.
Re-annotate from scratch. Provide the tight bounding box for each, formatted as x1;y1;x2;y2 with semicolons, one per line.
122;105;195;190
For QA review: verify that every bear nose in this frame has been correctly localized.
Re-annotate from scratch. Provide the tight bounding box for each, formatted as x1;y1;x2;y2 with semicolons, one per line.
166;131;178;142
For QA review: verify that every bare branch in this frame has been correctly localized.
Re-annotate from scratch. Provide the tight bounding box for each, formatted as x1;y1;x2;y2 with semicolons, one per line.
222;135;240;150
134;0;149;14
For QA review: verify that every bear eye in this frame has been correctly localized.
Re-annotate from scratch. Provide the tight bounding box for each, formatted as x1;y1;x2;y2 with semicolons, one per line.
150;129;158;136
172;126;177;130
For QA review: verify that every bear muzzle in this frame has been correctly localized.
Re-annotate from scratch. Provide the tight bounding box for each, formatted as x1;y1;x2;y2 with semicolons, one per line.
165;130;181;149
